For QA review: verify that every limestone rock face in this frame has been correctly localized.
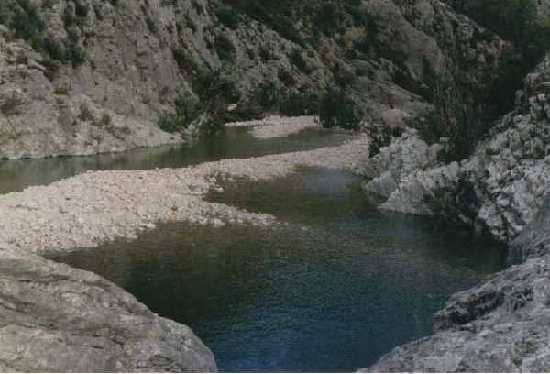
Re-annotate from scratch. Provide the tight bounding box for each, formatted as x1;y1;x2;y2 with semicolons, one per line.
366;53;550;373
0;0;507;159
0;247;217;372
364;53;550;242
361;128;441;202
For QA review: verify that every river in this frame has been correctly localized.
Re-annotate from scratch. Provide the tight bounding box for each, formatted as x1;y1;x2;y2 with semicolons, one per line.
13;125;505;372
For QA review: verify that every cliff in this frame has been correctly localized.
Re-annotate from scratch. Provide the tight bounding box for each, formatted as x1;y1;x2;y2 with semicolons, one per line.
0;0;507;158
366;34;550;374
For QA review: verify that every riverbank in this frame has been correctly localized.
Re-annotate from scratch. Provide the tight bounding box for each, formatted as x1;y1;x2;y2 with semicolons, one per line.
0;134;368;256
364;52;550;373
226;115;321;139
0;123;368;371
367;199;550;372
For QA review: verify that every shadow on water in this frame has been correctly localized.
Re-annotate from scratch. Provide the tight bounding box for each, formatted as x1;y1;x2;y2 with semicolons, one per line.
0;127;347;194
52;167;505;372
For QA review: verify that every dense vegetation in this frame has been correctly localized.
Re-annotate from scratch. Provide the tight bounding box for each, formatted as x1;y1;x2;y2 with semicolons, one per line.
450;0;550;113
413;0;550;160
158;70;241;136
217;0;371;45
0;0;44;48
0;0;87;76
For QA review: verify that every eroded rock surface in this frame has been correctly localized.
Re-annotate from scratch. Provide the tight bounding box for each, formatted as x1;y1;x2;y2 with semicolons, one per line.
0;0;506;159
364;53;550;242
0;247;216;372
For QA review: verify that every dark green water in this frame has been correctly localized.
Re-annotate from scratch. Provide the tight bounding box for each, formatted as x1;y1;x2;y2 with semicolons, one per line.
0;127;346;194
53;166;505;372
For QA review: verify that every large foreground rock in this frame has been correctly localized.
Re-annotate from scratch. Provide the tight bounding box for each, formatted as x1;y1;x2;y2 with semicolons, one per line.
0;247;217;372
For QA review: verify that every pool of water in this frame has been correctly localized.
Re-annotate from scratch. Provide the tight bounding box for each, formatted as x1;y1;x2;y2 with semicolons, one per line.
53;167;505;372
0;126;347;194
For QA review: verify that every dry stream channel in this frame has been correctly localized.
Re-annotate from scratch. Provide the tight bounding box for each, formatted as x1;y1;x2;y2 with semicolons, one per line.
2;125;505;372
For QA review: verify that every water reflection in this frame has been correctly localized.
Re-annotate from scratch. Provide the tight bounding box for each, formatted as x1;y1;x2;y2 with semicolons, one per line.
0;127;347;194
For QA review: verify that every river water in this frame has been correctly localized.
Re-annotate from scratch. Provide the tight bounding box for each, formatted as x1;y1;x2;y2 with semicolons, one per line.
37;127;504;372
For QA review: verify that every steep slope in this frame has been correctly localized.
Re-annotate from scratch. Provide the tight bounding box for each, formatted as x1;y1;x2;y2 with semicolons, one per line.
0;0;507;159
365;52;549;242
366;46;550;374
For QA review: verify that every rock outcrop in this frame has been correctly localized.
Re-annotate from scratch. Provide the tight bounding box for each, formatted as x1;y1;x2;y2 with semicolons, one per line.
366;44;550;374
0;246;217;372
364;52;550;242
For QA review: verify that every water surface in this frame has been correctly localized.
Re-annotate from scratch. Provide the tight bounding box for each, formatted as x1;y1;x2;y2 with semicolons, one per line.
0;127;346;194
54;167;504;372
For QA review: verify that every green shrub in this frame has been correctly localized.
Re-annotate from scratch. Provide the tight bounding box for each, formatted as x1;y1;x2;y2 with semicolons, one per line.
192;70;240;104
450;0;550;114
0;0;45;46
289;49;308;72
214;35;236;63
215;4;240;29
158;112;182;133
280;90;320;116
0;0;88;69
219;0;367;46
158;93;201;133
319;87;360;130
160;70;241;136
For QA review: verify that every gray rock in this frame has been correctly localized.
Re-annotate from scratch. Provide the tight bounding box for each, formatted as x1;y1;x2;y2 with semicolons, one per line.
0;248;217;372
366;52;550;373
368;53;550;242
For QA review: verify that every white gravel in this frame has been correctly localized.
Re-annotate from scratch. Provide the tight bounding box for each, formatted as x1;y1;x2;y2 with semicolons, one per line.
0;133;370;255
226;115;321;138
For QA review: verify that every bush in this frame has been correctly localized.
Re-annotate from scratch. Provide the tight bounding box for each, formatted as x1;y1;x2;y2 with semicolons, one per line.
158;93;201;133
280;90;320;116
0;0;87;69
214;35;236;63
319;87;361;130
215;4;240;29
159;70;241;136
0;0;45;46
409;70;487;161
450;0;550;114
290;49;308;72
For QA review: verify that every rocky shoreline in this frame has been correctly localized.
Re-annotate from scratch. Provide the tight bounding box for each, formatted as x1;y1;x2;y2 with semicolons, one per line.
367;200;550;372
364;54;550;372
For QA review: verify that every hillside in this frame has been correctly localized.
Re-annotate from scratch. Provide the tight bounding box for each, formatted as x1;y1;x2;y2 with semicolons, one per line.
0;0;517;159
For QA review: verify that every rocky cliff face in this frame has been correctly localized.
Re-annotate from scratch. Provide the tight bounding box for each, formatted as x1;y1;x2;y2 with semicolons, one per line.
363;52;549;242
366;42;550;374
0;0;507;159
